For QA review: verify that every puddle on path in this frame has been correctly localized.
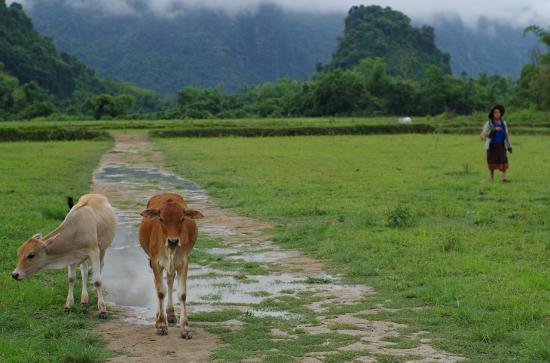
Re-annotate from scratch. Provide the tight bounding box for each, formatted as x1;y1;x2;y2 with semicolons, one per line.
95;162;353;323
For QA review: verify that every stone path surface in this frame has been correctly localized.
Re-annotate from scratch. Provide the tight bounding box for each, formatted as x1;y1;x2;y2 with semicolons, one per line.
91;135;464;363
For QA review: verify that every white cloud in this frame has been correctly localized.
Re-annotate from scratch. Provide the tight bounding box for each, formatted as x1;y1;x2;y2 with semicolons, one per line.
11;0;550;27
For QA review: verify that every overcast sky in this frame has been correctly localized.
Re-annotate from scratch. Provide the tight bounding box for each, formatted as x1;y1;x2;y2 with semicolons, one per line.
13;0;550;27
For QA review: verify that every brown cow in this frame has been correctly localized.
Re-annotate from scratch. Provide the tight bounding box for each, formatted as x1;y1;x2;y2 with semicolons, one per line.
139;192;203;338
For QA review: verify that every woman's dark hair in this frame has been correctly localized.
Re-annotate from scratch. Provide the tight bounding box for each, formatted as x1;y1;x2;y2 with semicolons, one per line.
489;105;505;120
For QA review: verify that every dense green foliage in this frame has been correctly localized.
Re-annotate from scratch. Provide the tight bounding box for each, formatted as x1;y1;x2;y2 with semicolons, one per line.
0;140;112;362
82;94;134;120
156;135;550;362
327;5;451;79
0;0;162;120
165;61;515;118
0;1;104;99
0;63;56;120
514;26;550;111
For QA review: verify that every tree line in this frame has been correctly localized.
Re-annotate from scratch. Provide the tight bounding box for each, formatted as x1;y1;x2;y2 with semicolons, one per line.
3;50;546;121
164;60;513;119
163;25;548;120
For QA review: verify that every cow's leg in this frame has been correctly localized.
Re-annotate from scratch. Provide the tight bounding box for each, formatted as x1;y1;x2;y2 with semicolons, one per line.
90;249;108;319
80;260;89;305
152;261;168;335
64;264;76;312
166;272;177;324
99;249;106;272
178;253;191;339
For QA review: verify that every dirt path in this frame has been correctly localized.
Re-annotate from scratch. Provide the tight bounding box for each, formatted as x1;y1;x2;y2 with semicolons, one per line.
91;135;464;363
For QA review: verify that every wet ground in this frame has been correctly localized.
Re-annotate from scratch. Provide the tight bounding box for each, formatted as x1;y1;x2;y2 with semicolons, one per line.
91;135;464;363
95;162;354;321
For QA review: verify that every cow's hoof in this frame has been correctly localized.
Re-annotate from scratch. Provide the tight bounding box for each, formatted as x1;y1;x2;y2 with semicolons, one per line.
98;311;108;320
157;327;168;336
64;307;71;313
167;314;177;325
81;301;89;306
181;331;192;340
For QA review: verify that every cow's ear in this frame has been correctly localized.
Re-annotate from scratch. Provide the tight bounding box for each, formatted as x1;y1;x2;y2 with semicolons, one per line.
184;209;204;219
33;233;42;240
140;209;160;218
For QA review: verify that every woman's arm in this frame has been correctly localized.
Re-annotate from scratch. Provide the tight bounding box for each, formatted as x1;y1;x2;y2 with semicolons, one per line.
480;121;492;140
504;121;512;151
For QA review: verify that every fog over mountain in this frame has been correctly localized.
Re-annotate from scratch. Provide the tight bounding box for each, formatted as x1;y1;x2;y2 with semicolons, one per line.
14;0;550;26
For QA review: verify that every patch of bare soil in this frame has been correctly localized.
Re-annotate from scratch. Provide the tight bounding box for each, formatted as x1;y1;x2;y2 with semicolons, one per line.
96;308;218;363
91;134;464;363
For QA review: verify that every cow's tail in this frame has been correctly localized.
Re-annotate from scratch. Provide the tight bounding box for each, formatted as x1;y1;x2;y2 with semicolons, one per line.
67;196;75;211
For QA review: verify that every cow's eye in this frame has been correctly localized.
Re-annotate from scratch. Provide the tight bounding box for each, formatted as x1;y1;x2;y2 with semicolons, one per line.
27;253;35;259
181;217;185;222
159;218;164;223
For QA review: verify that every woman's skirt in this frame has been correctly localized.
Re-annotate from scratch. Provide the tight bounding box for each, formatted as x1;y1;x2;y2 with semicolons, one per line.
487;141;508;171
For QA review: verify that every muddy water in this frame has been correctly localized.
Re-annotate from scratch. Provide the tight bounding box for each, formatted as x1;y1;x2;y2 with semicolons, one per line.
95;162;345;322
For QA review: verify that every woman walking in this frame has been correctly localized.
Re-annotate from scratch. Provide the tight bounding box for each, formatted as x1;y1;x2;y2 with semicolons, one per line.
481;105;512;182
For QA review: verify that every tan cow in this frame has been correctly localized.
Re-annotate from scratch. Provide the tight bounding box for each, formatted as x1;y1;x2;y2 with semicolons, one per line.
12;194;116;319
139;192;203;338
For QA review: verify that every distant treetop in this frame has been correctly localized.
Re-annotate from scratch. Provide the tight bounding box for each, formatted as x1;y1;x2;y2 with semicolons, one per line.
327;5;451;79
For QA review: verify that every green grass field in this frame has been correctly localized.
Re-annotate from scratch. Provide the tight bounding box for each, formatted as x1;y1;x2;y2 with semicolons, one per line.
156;135;550;362
0;140;112;362
1;128;548;362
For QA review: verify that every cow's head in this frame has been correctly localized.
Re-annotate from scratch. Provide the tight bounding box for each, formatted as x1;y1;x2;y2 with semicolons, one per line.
141;201;203;248
12;233;49;281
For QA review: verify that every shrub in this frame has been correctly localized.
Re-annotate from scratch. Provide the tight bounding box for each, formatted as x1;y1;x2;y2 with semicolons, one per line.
385;203;415;228
442;229;463;252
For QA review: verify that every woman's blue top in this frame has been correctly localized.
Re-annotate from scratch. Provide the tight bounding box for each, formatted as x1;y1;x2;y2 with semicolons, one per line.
491;122;506;144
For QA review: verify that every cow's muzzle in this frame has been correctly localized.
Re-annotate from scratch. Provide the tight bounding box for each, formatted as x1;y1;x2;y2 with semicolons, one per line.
11;272;21;281
167;238;180;247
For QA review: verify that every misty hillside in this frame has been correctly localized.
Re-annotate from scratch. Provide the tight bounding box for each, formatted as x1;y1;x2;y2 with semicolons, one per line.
24;1;343;95
328;5;451;79
0;1;104;100
433;16;540;78
23;1;540;95
0;0;165;120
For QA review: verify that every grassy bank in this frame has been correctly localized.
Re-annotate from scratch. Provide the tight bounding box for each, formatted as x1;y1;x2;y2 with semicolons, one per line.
0;117;415;132
0;127;109;142
1;110;550;136
151;124;436;138
0;140;112;362
155;135;550;362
